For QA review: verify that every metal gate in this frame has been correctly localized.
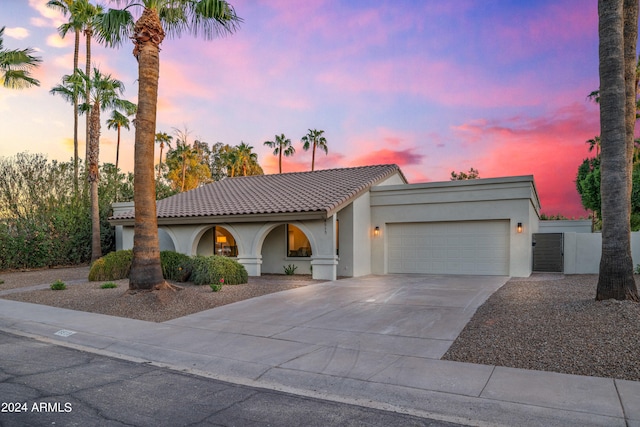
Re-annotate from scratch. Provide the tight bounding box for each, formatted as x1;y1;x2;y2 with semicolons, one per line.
532;233;564;272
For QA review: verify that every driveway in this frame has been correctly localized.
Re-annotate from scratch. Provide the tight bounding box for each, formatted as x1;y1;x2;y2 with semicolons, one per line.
166;274;509;361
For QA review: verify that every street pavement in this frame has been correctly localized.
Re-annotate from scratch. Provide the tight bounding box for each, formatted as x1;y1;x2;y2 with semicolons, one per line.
0;330;462;426
0;274;639;426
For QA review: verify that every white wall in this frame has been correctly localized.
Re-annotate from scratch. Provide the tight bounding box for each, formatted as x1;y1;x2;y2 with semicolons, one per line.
563;231;640;274
539;220;592;234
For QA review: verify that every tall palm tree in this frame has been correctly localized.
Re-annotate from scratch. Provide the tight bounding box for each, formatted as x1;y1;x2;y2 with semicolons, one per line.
301;129;328;171
97;1;241;290
264;133;294;173
0;26;41;89
155;131;173;179
596;0;639;301
106;101;136;171
47;0;85;192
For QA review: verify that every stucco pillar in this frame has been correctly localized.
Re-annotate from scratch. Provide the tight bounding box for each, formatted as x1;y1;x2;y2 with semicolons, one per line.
237;255;262;277
311;255;338;281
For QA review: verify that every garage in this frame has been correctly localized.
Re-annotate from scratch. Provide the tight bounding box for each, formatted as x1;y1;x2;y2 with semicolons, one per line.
387;220;510;275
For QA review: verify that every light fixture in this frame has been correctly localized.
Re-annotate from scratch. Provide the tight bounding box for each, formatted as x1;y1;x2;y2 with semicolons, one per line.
216;235;227;243
517;222;523;233
374;226;380;237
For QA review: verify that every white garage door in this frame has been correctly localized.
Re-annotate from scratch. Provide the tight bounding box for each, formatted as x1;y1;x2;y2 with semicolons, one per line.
387;221;510;275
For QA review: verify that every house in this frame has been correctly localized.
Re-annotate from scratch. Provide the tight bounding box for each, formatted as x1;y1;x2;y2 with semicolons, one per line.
110;164;541;280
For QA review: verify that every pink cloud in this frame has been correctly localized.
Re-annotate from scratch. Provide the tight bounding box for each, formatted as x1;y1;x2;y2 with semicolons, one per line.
453;103;599;217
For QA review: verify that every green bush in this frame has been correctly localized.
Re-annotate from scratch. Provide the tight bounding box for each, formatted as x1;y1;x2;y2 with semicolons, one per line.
100;282;118;289
160;251;193;282
88;250;133;281
50;280;66;290
190;255;248;286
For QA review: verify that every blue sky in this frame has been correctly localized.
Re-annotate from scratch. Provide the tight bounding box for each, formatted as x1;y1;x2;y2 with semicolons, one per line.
0;0;603;216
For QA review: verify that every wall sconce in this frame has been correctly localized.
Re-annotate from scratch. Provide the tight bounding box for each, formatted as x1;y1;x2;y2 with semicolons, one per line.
517;222;523;234
374;226;380;237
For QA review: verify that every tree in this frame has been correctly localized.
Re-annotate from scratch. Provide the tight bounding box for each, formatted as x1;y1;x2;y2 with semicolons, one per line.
236;142;258;177
47;0;86;192
450;167;480;181
106;101;136;172
83;68;127;262
97;0;241;290
0;26;41;90
264;133;294;173
165;139;211;191
301;129;328;171
596;0;639;301
155;131;172;179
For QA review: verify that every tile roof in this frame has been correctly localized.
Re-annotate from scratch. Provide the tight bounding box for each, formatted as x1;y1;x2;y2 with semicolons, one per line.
111;164;405;222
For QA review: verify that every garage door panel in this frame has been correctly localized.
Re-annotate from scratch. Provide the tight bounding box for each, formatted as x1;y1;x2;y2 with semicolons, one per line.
387;221;510;275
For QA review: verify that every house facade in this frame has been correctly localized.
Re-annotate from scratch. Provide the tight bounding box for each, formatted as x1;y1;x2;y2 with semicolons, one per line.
110;165;541;280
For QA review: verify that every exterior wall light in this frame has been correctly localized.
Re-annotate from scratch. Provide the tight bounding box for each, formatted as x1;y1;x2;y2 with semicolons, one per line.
517;222;523;233
374;226;380;237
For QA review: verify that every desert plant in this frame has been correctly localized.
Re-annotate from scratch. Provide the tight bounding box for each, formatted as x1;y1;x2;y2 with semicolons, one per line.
88;250;133;281
100;282;117;289
160;250;193;281
190;255;248;286
284;264;297;275
210;278;224;292
50;280;66;290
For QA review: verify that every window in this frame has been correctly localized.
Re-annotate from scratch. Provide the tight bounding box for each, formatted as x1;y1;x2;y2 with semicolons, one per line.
287;224;312;257
215;227;237;257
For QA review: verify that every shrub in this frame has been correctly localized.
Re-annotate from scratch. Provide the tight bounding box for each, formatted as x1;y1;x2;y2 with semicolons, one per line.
100;282;117;289
50;280;66;290
160;251;193;282
88;250;133;281
284;264;297;275
190;255;248;286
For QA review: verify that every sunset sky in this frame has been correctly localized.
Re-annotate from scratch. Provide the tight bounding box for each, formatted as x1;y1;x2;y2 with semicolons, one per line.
0;0;605;217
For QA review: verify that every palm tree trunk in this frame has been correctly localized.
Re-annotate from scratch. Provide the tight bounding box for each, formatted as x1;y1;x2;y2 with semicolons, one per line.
129;7;167;290
311;142;316;171
596;0;639;301
278;149;282;173
88;102;102;262
115;125;121;171
73;29;80;195
157;143;163;180
84;28;92;169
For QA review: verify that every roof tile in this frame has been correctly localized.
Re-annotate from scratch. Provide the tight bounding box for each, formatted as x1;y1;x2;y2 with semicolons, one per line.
111;164;403;221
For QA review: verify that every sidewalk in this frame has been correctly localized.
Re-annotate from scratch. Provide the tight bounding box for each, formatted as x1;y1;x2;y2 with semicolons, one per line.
0;274;638;427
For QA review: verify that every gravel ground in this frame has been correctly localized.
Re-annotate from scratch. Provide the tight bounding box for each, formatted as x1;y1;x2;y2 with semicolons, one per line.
0;266;322;323
2;267;640;381
443;274;640;381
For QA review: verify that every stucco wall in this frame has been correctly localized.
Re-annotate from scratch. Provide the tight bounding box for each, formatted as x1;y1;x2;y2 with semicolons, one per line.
370;176;540;277
539;220;592;234
563;231;640;274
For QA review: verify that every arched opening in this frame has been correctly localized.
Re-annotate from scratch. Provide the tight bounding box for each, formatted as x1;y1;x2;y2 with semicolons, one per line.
196;226;238;257
287;224;312;257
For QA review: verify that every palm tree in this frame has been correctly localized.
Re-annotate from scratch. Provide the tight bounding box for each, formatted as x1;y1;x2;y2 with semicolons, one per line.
97;1;241;290
596;0;639;301
155;131;173;179
586;136;601;158
264;134;295;173
236;142;257;176
301;129;328;171
106;101;136;172
0;26;41;90
47;0;85;192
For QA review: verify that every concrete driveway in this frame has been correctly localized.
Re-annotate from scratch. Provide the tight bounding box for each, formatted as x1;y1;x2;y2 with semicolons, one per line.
167;274;508;361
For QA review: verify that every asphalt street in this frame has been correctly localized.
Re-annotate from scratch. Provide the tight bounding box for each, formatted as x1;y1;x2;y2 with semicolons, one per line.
0;330;464;427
